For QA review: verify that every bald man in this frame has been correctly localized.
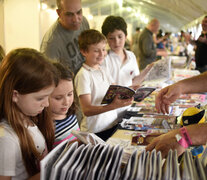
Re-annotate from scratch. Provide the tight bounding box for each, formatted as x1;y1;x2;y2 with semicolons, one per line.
138;19;167;71
40;0;89;74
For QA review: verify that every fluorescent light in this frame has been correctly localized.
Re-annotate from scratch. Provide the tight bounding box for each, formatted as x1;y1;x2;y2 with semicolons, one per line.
116;0;123;8
88;14;93;20
41;3;48;10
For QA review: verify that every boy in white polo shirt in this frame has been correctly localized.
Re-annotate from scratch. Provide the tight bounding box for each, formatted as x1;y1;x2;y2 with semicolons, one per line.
101;16;154;118
101;15;153;89
75;29;133;141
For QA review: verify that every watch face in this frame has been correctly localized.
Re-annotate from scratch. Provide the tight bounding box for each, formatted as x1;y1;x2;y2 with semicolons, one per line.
131;134;161;146
137;136;144;144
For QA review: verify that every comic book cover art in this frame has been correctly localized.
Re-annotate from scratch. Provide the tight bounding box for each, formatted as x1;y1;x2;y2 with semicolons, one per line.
101;85;156;104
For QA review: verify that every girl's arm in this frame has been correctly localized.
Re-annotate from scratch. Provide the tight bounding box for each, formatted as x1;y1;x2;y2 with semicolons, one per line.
28;173;40;180
0;174;40;180
0;176;11;180
79;94;133;116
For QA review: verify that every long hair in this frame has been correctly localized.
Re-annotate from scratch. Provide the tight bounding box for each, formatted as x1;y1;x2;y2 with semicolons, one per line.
0;48;59;176
0;45;5;62
52;62;77;115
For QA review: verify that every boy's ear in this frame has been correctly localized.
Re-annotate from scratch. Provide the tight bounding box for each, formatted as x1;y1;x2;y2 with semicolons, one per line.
80;49;87;57
56;9;61;17
12;90;19;103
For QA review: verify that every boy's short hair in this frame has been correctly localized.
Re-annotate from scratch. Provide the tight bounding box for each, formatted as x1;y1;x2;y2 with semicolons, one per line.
102;15;127;37
78;29;106;51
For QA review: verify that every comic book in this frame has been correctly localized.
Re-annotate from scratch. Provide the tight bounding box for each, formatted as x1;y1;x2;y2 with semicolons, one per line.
101;85;156;104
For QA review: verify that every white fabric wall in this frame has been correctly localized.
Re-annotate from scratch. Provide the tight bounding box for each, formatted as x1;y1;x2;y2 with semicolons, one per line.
1;0;40;53
0;1;5;50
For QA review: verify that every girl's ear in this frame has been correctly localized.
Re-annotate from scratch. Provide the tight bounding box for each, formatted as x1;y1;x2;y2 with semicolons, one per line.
12;90;19;103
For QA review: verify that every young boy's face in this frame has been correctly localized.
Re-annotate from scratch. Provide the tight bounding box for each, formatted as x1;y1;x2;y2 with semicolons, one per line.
82;41;107;68
106;29;126;53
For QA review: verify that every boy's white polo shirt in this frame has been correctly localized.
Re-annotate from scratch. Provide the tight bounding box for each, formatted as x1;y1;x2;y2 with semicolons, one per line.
103;49;140;86
102;49;140;116
75;63;118;133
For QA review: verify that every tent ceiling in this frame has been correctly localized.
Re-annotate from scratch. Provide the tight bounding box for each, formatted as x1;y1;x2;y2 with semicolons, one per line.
44;0;207;32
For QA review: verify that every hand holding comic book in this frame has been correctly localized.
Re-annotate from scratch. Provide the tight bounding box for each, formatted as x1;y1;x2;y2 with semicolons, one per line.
101;85;156;104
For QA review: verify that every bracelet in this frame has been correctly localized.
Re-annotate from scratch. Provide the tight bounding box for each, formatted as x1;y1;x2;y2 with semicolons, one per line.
175;127;192;148
180;127;192;146
175;134;189;148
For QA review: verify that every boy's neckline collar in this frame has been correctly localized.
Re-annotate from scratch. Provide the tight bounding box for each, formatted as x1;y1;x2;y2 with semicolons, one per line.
108;49;128;60
82;63;101;71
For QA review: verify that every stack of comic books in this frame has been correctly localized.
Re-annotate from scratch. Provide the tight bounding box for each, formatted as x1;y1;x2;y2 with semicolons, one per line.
41;136;207;180
41;140;123;180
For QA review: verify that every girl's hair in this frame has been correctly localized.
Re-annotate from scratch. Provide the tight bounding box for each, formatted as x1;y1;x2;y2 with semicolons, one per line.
101;15;127;37
0;48;59;176
0;45;5;62
52;62;77;115
78;29;106;51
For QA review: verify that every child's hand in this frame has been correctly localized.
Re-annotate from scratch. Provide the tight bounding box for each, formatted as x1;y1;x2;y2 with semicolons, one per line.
110;95;133;109
130;85;141;90
145;62;154;72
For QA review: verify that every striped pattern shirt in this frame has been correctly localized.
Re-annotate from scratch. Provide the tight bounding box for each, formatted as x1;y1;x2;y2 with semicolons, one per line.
53;114;80;147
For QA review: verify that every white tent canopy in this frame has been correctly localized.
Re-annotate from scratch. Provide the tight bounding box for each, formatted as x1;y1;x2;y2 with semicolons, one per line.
45;0;207;32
